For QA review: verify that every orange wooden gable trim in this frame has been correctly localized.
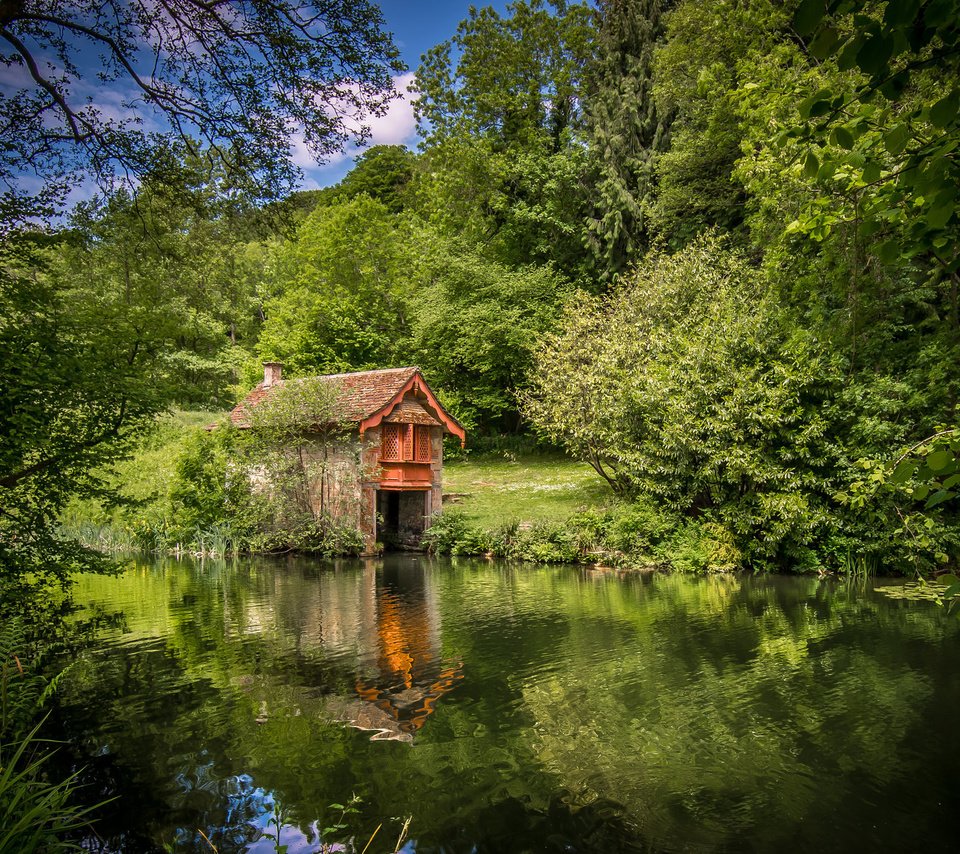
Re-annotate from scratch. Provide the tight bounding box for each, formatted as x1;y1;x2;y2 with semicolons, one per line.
360;372;465;446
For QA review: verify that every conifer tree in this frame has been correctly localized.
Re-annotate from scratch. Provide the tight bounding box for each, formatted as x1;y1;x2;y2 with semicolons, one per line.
582;0;672;283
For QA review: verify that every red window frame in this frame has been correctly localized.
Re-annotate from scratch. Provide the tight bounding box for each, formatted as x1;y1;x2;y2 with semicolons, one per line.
381;423;431;462
414;425;431;462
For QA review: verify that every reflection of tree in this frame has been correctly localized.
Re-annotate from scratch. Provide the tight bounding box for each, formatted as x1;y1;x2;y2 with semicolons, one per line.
519;575;944;849
57;559;960;851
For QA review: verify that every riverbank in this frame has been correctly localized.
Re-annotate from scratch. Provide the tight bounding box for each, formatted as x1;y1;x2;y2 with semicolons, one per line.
60;409;747;571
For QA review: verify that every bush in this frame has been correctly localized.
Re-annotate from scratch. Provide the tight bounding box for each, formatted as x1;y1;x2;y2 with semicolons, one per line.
422;511;488;556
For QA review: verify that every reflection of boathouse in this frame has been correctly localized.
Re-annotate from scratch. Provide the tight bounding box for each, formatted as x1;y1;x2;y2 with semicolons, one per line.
272;561;462;742
350;564;464;741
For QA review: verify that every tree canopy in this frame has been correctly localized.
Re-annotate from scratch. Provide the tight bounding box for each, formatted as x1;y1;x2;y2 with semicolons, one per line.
0;0;404;216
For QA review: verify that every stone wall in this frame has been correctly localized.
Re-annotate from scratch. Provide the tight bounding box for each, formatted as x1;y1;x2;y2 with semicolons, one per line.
297;424;448;555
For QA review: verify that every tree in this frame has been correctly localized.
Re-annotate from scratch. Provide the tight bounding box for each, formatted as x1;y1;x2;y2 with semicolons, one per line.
410;0;594;274
412;246;571;434
330;145;418;213
650;0;788;246
256;195;419;377
581;0;673;281
523;237;847;568
54;166;265;407
0;0;404;216
781;0;960;570
0;230;160;608
785;0;959;313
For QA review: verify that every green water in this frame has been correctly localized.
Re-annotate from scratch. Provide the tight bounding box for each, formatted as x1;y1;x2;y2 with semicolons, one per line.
57;555;960;852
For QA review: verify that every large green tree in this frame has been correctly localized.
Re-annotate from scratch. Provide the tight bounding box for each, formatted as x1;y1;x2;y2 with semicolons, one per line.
412;245;571;434
523;237;869;570
0;0;403;615
0;231;162;606
410;0;594;275
255;195;418;377
650;0;789;246
581;0;673;281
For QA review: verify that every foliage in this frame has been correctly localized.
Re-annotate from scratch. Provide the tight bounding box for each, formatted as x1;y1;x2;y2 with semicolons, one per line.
648;0;788;245
412;247;571;433
787;0;959;277
422;501;743;572
524;236;850;568
410;0;594;273
841;428;960;575
0;230;154;608
0;621;99;853
0;0;403;214
54;167;262;407
781;0;960;511
256;196;419;377
327;146;418;214
581;0;673;279
0;722;96;854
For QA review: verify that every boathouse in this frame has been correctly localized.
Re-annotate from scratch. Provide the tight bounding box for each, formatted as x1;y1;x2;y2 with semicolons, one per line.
228;364;465;554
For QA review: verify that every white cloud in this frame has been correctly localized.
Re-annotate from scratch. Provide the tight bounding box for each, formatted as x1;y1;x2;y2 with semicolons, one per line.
361;71;418;147
299;72;420;187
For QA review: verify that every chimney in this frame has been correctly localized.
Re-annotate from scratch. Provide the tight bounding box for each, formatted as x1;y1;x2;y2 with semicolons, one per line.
263;362;282;387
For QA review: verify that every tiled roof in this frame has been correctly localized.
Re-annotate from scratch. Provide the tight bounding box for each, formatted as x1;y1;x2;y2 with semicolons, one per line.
383;398;442;426
229;366;421;428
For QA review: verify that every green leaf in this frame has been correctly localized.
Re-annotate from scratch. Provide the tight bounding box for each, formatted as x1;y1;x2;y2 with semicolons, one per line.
930;92;959;128
809;26;840;58
890;459;916;484
794;0;825;36
938;574;960;588
804;151;820;178
799;92;832;118
884;124;910;155
876;239;900;263
862;161;881;183
832;126;855;149
817;161;837;181
879;72;909;100
808;99;833;117
913;483;930;501
838;37;862;70
925;489;954;509
884;0;921;27
927;204;955;230
857;33;893;76
927;450;953;471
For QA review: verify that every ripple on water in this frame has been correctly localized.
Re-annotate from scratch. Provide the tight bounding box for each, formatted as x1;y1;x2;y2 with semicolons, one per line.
62;559;960;853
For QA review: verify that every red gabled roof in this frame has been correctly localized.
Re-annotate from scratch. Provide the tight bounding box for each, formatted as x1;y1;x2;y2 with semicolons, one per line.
227;367;465;445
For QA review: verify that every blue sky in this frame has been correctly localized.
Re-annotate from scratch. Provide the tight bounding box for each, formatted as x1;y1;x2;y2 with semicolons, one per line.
302;1;512;189
0;1;514;201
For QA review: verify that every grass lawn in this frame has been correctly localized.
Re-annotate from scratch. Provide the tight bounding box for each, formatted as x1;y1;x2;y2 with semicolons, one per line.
441;454;614;527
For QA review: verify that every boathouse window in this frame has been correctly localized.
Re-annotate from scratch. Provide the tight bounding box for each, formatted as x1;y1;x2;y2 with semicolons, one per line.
381;424;431;462
382;423;402;460
415;425;431;462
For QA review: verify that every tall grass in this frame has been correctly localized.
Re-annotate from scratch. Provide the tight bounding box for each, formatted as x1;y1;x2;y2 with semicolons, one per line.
1;622;105;852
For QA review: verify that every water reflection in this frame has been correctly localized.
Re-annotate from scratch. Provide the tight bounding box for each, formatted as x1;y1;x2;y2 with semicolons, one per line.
329;562;464;742
58;558;960;853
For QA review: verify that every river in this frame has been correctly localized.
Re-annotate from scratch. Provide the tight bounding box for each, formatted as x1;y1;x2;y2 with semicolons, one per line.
55;554;959;852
